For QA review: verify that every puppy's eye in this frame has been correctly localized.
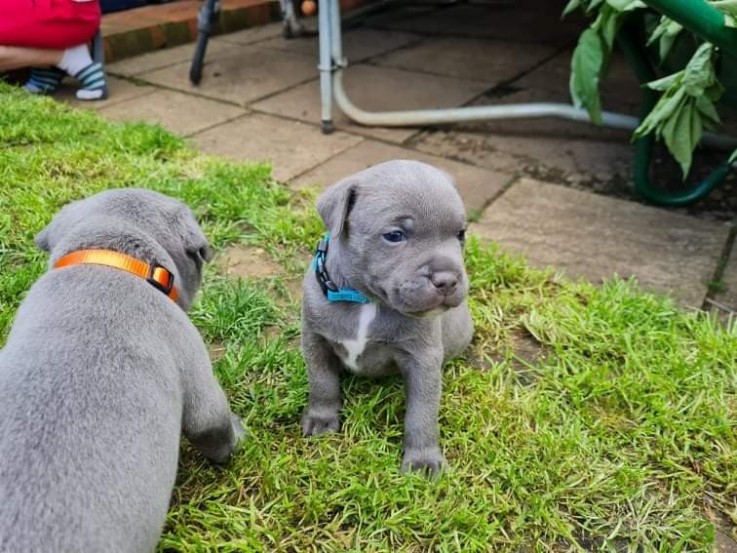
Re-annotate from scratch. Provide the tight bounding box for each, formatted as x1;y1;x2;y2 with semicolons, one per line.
383;230;406;243
457;229;466;242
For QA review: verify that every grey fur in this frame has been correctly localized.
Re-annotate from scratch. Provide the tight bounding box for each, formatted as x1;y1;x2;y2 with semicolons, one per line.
0;189;244;553
301;160;474;474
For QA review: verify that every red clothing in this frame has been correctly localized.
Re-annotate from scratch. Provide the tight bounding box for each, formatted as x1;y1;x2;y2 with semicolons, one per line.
0;0;100;49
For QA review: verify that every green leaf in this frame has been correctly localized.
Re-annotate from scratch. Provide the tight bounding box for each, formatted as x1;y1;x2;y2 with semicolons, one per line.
634;87;687;138
647;17;683;61
646;71;683;92
729;148;737;164
605;0;644;11
689;100;704;156
682;43;715;95
570;28;605;124
593;5;621;49
662;100;700;178
562;0;581;17
695;95;721;128
586;0;606;13
705;80;725;102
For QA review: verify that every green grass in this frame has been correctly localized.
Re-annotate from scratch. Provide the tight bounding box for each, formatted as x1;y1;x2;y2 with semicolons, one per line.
1;84;736;551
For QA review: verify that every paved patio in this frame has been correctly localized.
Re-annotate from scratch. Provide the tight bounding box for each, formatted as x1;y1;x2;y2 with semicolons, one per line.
62;0;735;312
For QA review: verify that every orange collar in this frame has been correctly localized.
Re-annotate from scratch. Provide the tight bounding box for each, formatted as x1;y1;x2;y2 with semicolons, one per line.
54;249;180;302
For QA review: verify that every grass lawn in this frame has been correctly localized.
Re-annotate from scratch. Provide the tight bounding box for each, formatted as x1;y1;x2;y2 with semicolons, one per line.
1;84;736;551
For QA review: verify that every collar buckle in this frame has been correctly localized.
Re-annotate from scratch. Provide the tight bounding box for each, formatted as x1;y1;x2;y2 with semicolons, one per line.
147;263;175;296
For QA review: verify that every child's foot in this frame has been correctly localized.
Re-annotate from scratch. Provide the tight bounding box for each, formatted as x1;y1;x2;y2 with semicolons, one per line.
56;44;108;101
23;67;65;95
73;62;108;100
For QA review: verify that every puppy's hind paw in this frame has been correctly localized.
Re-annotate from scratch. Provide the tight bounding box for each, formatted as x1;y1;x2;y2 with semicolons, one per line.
301;410;340;436
401;447;447;476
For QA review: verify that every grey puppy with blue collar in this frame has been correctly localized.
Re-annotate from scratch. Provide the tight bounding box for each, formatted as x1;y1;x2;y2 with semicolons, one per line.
301;160;474;473
0;189;244;553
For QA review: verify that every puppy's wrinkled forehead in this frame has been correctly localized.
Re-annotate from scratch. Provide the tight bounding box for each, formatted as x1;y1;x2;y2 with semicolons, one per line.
351;161;466;232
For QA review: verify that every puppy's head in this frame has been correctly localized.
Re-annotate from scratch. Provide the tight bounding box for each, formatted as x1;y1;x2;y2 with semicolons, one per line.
317;160;468;317
35;188;212;311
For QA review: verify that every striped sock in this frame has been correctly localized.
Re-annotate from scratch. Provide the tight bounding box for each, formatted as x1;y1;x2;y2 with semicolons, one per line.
23;68;65;95
73;62;108;101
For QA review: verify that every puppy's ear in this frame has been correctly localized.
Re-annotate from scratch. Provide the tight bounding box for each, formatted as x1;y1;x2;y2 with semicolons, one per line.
177;206;213;263
316;179;358;237
35;224;52;252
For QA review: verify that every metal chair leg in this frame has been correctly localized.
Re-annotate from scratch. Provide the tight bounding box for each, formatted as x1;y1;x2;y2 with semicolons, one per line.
190;0;220;85
318;0;335;133
280;0;305;38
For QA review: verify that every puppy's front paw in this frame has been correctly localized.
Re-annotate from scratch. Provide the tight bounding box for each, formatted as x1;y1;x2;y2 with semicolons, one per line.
401;447;447;475
301;410;340;436
231;413;247;443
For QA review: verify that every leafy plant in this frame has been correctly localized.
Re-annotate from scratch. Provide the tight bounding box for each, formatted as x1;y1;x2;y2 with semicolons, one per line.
565;0;737;178
633;42;723;176
566;0;644;125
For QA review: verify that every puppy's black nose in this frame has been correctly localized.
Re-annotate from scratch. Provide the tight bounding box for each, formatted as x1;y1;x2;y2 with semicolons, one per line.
430;271;458;294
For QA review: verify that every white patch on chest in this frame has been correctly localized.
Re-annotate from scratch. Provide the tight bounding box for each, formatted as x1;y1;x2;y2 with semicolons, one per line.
339;303;377;371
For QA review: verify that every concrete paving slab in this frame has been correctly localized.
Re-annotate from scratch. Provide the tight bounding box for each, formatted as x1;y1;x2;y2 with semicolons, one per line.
216;21;288;45
108;40;240;77
373;37;555;83
138;44;317;105
252;63;491;142
190;112;363;181
292;139;512;214
259;28;421;62
98;89;247;136
371;3;583;46
411;128;633;193
56;76;157;110
471;178;729;307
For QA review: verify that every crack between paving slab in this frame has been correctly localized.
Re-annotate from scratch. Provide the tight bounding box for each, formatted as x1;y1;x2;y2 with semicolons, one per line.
106;40;249;80
256;29;428;65
214;27;286;48
286;129;514;191
184;111;253;138
702;224;737;311
287;138;368;184
472;174;520;219
363;36;569;86
111;71;322;111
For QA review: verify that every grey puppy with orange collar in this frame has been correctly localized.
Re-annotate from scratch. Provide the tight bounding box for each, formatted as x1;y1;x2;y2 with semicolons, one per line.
0;189;243;553
301;160;474;474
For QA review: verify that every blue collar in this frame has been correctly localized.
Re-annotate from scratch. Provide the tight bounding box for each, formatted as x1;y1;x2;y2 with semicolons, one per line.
312;234;370;304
